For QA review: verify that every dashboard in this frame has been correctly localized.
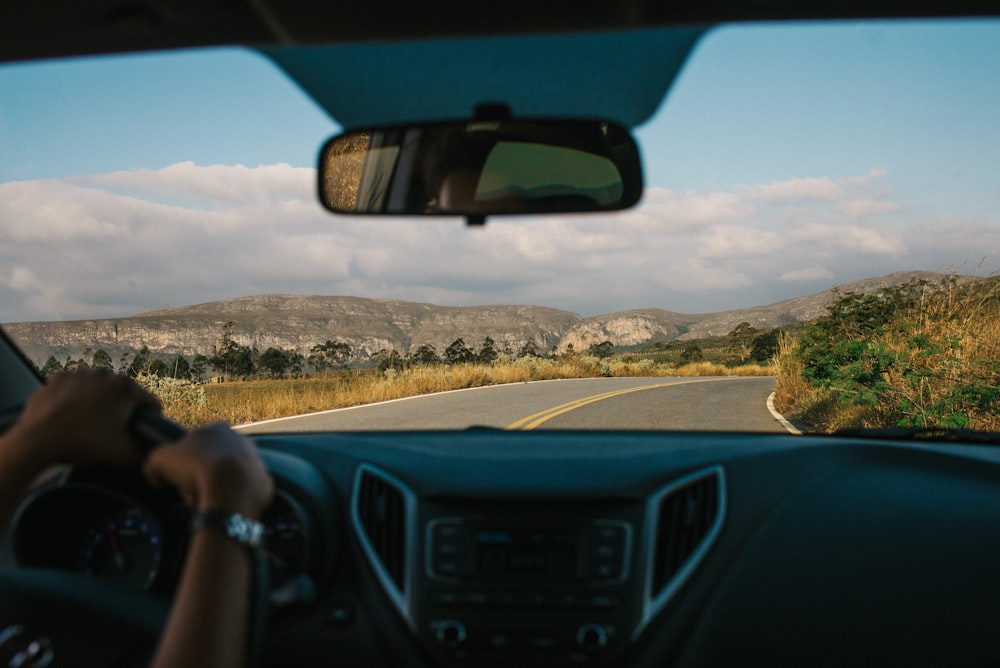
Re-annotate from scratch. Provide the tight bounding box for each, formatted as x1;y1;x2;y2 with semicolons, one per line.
7;429;1000;667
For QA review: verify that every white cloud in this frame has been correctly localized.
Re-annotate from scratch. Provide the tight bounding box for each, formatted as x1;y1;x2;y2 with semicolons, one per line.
640;187;756;226
78;162;313;207
781;266;834;282
0;163;995;323
740;176;841;202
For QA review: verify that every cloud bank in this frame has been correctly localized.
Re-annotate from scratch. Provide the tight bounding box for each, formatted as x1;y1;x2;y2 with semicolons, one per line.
1;163;997;323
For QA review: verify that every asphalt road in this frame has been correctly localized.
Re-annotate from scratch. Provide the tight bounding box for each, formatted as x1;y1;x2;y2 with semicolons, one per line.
238;376;789;434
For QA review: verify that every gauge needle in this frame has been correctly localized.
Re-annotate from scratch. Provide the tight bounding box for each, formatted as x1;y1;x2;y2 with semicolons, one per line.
107;525;126;572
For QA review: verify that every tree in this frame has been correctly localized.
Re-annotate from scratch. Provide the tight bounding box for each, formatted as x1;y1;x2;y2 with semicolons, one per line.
147;358;169;377
680;344;704;363
375;349;404;372
191;354;209;379
517;340;539;358
91;349;114;370
410;344;440;365
128;346;152;377
259;347;292;378
727;322;758;362
750;330;780;362
477;337;499;364
587;341;614;358
169;355;191;380
210;321;254;378
444;338;474;365
63;354;84;372
309;340;352;372
40;355;63;378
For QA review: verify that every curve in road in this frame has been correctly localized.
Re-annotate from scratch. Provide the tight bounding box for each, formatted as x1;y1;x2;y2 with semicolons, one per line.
239;376;791;434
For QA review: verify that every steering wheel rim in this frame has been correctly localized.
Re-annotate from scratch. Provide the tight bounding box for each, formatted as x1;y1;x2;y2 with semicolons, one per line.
3;410;268;668
0;568;167;667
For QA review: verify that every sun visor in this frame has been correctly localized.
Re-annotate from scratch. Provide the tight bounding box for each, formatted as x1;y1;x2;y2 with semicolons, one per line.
260;27;706;129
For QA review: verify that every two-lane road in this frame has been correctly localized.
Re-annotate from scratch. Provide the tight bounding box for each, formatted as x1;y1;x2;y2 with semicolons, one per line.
239;376;789;434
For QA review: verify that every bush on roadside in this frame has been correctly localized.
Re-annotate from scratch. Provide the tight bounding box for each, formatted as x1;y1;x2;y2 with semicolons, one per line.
774;275;1000;432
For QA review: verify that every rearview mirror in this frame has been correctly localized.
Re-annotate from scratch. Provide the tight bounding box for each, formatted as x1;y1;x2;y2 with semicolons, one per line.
318;119;642;220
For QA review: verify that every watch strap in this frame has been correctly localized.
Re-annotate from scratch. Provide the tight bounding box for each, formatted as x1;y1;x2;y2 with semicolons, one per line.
190;509;265;550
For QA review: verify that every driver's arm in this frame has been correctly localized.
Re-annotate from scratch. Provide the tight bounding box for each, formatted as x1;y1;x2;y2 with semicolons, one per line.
0;370;273;668
144;424;272;668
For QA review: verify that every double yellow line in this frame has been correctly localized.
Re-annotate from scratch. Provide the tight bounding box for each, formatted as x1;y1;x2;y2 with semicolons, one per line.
504;378;730;431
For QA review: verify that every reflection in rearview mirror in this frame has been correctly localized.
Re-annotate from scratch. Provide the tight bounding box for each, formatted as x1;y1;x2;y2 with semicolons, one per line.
318;119;643;218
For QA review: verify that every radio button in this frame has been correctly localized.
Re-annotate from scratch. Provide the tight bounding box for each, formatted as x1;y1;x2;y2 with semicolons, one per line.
435;620;467;649
588;559;623;579
433;523;465;539
525;635;560;652
434;560;461;575
557;593;586;608
596;526;624;541
483;634;512;652
576;623;608;651
593;544;620;559
430;590;461;606
464;591;489;606
588;594;621;609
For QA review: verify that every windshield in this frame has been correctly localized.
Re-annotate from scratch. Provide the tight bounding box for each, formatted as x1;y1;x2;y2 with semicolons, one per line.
1;20;997;434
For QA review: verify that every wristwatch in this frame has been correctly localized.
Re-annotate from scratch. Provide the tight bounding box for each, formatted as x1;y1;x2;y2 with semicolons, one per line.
190;509;265;549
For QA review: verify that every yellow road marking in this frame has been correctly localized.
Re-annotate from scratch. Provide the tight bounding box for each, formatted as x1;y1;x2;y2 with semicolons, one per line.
504;378;734;431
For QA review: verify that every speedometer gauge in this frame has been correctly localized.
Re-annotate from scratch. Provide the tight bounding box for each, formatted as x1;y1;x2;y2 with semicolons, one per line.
78;509;163;591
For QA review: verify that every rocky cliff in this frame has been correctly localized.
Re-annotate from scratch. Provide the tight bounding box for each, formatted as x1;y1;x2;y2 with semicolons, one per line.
4;295;581;365
2;271;947;366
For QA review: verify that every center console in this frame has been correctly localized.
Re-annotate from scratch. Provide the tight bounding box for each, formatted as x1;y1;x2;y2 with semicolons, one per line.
414;500;645;667
352;463;726;668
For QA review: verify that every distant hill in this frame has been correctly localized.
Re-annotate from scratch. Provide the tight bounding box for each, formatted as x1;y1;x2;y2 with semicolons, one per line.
2;271;949;366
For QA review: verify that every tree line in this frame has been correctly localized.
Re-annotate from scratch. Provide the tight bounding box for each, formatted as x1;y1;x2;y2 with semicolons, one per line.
36;321;601;381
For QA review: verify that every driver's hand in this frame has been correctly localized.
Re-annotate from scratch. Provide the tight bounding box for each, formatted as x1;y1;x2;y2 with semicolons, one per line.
143;424;273;519
9;369;161;467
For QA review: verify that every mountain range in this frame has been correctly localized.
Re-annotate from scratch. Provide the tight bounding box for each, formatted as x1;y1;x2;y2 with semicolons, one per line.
2;271;945;365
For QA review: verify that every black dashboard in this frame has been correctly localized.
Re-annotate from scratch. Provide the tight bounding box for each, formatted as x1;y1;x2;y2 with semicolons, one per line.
7;430;1000;667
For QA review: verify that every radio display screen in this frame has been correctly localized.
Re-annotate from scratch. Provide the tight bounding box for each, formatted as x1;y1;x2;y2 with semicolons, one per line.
476;530;578;578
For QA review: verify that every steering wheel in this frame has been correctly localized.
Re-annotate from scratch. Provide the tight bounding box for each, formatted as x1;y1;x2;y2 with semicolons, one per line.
0;410;268;668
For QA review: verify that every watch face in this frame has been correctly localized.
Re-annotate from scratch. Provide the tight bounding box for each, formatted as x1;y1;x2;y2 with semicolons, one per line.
226;514;265;548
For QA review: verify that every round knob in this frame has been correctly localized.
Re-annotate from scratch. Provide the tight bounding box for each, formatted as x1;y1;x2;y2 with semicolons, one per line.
576;623;608;651
435;620;467;648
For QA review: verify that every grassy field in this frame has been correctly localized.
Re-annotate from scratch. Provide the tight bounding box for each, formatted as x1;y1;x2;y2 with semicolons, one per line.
142;355;773;428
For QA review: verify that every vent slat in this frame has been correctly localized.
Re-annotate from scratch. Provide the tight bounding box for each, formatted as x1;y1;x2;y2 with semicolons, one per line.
357;470;407;592
652;470;721;595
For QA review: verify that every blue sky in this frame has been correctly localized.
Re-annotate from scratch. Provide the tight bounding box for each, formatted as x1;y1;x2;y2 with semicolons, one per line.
1;19;999;322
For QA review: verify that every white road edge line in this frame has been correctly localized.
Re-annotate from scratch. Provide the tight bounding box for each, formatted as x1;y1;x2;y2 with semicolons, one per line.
767;391;803;435
232;377;575;430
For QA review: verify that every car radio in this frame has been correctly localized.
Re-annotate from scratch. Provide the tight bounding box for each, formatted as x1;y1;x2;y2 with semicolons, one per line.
427;519;631;584
418;515;638;666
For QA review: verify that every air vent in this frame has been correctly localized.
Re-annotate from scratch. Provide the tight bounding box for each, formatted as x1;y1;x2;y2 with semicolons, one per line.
352;465;414;618
641;466;725;628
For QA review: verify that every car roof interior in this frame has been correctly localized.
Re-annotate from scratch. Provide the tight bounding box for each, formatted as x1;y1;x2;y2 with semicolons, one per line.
3;0;1000;66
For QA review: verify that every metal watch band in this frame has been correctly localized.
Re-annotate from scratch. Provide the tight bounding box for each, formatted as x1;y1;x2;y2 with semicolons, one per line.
190;509;265;549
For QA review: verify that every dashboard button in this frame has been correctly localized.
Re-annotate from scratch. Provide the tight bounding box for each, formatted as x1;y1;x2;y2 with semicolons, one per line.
435;620;467;649
325;602;356;626
430;590;461;606
434;560;460;575
589;594;621;609
524;635;559;651
483;634;512;652
464;591;489;606
576;623;608;651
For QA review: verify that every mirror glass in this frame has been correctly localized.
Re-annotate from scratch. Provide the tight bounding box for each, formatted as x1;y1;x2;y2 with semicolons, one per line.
318;120;642;216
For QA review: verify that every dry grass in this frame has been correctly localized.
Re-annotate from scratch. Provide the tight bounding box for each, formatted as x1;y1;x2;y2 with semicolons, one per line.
150;354;774;428
773;274;1000;433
